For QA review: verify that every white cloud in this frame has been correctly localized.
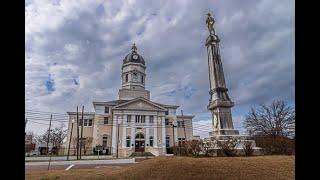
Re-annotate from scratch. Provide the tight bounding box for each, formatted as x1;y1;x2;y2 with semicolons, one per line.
25;0;294;135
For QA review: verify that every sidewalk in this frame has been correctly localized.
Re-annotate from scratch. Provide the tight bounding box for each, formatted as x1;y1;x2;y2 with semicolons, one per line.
25;158;136;166
25;155;113;162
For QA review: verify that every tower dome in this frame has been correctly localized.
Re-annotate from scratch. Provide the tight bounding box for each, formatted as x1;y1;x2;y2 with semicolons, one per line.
123;43;145;65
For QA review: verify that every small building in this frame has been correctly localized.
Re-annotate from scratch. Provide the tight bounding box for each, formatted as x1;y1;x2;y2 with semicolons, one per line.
65;44;195;157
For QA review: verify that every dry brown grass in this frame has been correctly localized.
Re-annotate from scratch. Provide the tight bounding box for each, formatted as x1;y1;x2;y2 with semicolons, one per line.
26;155;294;180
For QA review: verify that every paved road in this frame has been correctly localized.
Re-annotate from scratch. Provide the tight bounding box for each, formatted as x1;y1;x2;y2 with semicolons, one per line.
25;158;136;172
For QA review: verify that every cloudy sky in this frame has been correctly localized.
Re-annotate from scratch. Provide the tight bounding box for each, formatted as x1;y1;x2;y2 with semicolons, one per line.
25;0;295;138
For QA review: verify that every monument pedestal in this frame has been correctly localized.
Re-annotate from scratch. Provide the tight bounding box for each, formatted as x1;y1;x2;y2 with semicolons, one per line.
209;129;239;136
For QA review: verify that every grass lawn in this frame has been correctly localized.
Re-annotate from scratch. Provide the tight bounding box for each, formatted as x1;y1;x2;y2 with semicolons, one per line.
26;155;294;180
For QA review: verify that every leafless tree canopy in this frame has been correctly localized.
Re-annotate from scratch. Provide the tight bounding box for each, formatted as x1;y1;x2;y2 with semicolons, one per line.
244;100;295;138
37;123;67;148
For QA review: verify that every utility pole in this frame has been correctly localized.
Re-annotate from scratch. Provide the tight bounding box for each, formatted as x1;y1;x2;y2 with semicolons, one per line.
181;110;187;142
67;119;75;161
46;114;52;155
76;106;79;160
80;106;84;160
47;114;53;170
116;118;120;159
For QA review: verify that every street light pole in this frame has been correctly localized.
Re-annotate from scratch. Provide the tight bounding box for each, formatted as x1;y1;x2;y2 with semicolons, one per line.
67;119;74;161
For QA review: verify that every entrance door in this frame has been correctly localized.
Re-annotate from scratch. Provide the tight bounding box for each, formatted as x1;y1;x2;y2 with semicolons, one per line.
135;140;145;152
135;132;145;152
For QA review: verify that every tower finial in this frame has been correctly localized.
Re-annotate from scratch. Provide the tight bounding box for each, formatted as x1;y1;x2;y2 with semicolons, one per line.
132;42;137;52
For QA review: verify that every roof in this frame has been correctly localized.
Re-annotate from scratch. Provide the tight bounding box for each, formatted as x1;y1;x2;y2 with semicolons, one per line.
93;99;179;109
66;112;95;115
93;100;129;106
123;43;145;65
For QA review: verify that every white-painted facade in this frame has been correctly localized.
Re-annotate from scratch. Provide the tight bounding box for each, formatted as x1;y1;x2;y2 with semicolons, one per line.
65;44;195;157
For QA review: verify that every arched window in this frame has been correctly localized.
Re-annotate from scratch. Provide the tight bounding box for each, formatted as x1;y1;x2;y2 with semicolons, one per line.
149;136;154;147
135;133;144;139
126;136;131;147
125;74;128;82
102;136;108;148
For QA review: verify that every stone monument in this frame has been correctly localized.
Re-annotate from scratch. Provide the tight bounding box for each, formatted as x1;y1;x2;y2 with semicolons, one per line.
205;12;239;136
204;12;261;155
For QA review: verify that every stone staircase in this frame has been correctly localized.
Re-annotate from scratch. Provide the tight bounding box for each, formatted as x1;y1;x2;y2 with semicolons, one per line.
129;152;155;157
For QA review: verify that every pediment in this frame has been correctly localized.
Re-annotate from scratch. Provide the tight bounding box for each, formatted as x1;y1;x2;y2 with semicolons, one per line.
114;97;166;111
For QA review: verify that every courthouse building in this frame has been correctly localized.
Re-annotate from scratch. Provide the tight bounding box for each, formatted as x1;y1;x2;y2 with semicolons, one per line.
66;44;195;157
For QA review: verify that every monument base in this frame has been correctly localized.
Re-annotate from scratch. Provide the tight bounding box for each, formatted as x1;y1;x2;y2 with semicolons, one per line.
209;129;239;136
204;134;264;156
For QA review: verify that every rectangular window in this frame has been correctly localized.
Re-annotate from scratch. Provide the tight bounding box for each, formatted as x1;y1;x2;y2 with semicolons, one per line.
141;76;144;84
149;136;154;147
126;136;131;147
165;111;169;115
135;115;140;123
125;74;128;82
165;118;169;126
104;117;108;124
127;115;131;123
166;136;170;147
83;119;88;126
88;119;93;126
141;115;145;123
149;116;154;123
105;107;109;113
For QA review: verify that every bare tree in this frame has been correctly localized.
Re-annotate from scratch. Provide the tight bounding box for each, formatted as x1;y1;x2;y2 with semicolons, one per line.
37;123;67;154
244;100;295;138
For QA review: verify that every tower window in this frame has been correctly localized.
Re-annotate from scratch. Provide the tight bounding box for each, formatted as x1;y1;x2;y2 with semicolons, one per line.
141;76;144;84
125;74;128;82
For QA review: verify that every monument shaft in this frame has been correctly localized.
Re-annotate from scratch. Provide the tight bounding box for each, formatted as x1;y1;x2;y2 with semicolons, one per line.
205;13;239;136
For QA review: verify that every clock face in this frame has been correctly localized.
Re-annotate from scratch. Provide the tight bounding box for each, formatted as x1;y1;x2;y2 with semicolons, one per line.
133;55;138;60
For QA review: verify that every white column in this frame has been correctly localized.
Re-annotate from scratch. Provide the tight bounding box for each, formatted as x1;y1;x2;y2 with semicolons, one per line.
131;127;135;149
111;114;118;154
161;116;166;153
122;127;126;148
146;127;149;146
154;127;157;148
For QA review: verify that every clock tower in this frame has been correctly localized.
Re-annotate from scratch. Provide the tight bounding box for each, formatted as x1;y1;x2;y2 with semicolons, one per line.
118;43;150;100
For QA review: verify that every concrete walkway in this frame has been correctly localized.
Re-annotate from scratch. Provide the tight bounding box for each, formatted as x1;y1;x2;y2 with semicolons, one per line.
25;158;136;166
25;155;113;162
